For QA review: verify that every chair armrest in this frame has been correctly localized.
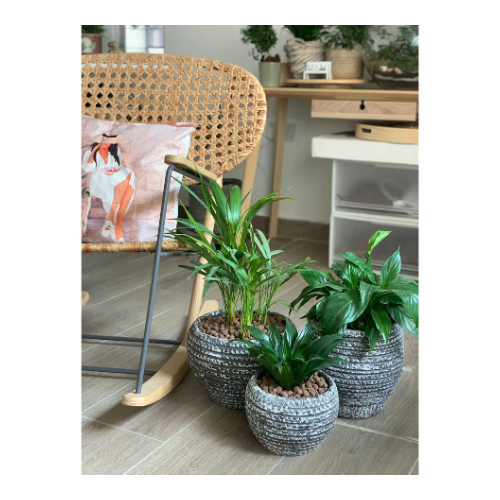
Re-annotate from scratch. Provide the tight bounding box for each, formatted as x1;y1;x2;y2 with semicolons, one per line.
164;155;218;181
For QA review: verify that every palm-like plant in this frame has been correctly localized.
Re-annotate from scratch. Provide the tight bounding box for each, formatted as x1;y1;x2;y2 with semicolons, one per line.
166;172;309;336
291;231;419;351
238;321;344;391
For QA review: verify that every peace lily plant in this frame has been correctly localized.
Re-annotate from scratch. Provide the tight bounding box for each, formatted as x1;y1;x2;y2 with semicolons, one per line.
291;230;419;351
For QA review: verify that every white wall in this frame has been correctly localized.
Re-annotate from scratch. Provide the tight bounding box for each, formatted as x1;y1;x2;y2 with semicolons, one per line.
162;25;359;224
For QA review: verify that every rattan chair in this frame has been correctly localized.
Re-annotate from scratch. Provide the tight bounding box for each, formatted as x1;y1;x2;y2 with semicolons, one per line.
82;53;266;406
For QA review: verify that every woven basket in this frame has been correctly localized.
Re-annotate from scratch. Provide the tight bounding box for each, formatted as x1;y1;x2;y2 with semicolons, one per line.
326;48;365;79
284;39;325;79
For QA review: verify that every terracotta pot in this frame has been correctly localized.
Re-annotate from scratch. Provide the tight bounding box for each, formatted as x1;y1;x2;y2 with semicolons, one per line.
82;34;102;54
325;324;404;419
245;370;339;456
326;48;365;79
188;309;290;409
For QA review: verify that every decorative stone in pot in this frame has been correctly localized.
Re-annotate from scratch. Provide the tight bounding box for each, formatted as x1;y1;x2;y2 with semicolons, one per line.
246;370;339;456
326;48;365;79
284;38;325;79
325;324;404;419
188;309;288;410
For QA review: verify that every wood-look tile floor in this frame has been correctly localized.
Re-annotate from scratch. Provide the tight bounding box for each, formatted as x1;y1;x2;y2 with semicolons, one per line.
82;238;418;475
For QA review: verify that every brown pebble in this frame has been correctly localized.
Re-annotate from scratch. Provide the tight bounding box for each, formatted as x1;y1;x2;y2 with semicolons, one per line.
281;392;288;398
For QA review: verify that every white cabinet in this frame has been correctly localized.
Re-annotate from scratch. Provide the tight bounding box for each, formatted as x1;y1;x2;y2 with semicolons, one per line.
312;134;418;279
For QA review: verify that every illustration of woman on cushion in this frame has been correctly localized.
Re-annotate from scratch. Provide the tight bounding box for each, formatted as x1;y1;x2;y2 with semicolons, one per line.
82;133;135;243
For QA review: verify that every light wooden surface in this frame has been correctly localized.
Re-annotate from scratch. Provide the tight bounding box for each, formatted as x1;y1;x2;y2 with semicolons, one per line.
264;87;419;102
269;98;288;239
164;155;219;181
82;291;90;308
311;99;418;122
355;123;419;144
286;79;371;85
82;238;418;474
241;140;262;214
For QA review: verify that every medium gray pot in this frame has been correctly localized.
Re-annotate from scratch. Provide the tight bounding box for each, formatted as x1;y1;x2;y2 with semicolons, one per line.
325;324;404;419
245;371;339;456
188;310;286;410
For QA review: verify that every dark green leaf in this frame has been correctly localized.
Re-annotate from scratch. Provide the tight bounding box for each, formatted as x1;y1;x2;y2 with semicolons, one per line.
380;248;401;288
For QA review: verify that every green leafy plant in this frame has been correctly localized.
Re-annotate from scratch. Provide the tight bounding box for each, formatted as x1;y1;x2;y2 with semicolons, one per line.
82;25;105;35
241;25;279;62
374;25;418;73
291;230;419;351
324;25;366;50
283;25;328;42
237;321;344;390
166;171;310;336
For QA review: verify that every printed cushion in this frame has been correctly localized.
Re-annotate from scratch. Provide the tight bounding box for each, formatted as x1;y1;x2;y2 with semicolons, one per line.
82;116;197;244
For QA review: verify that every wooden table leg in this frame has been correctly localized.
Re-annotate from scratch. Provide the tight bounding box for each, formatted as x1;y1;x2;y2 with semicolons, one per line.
241;139;262;214
269;98;289;239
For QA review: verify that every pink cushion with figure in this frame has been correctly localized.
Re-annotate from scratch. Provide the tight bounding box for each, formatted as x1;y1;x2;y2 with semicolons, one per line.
81;116;197;244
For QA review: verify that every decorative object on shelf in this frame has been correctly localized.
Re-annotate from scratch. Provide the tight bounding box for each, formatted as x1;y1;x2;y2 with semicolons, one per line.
283;26;327;79
303;61;332;80
363;25;419;90
324;25;366;79
107;41;116;53
291;230;418;418
167;170;310;408
355;122;419;144
82;25;105;54
241;25;281;87
241;321;343;455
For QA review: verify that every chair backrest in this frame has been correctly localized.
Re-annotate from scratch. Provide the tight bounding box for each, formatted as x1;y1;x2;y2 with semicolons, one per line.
82;53;266;177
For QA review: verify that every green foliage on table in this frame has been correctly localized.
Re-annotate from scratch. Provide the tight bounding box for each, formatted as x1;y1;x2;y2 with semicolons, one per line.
375;25;419;73
241;26;278;61
284;25;328;42
324;25;366;50
237;321;344;390
291;230;419;351
82;25;105;35
166;171;310;336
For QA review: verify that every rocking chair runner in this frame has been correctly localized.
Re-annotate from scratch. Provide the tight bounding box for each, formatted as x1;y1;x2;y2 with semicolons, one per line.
82;53;266;406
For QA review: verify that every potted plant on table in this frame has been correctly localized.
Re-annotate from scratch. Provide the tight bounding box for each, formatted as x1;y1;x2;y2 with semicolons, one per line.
82;25;105;54
241;321;344;456
291;230;419;419
167;174;310;409
323;25;366;79
363;25;419;89
283;25;328;79
241;25;281;87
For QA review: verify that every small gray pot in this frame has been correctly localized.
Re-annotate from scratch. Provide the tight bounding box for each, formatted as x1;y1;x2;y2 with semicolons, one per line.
188;310;286;410
245;371;339;456
325;324;404;419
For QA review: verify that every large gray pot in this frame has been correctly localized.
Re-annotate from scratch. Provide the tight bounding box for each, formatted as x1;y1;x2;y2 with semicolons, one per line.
188;310;286;410
325;324;404;419
245;370;339;456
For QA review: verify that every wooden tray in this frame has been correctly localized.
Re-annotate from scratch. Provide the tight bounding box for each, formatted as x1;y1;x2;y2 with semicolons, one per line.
355;122;419;144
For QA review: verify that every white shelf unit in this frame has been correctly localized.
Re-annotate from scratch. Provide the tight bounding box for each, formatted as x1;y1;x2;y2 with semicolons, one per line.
312;134;419;279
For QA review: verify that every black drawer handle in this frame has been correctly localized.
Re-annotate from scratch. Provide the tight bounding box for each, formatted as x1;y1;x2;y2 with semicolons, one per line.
359;100;366;110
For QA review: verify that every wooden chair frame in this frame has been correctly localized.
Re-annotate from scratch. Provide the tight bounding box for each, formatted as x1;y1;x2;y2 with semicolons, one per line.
82;54;266;406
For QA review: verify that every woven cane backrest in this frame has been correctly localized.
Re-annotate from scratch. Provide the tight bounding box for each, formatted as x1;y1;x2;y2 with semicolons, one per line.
82;53;266;177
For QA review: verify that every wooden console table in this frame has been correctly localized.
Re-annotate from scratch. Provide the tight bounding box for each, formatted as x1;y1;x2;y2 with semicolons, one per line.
262;87;419;239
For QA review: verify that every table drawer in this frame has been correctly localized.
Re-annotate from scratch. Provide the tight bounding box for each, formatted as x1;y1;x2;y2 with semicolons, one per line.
311;99;418;121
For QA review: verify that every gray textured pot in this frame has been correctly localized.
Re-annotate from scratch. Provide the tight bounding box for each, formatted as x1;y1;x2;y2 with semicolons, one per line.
188;310;286;410
325;324;404;419
245;371;339;456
